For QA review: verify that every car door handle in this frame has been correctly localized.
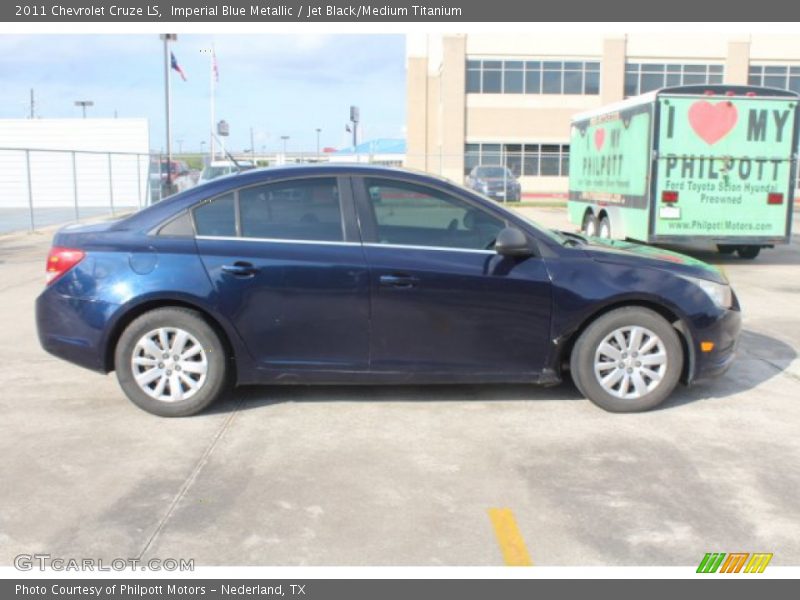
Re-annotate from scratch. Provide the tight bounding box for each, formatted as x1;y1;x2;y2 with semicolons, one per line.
379;274;419;288
221;262;259;277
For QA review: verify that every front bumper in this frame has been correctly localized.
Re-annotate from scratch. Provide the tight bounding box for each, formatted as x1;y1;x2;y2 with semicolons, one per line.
689;306;742;383
484;189;520;202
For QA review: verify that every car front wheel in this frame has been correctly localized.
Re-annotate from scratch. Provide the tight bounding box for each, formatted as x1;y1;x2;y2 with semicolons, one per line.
115;307;229;417
570;307;683;412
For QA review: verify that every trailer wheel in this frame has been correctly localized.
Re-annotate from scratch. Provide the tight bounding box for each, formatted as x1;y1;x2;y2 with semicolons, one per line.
599;216;611;239
737;245;761;259
717;244;736;254
582;212;598;237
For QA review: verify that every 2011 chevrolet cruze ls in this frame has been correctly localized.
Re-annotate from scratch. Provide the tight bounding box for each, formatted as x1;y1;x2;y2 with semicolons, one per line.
36;165;741;417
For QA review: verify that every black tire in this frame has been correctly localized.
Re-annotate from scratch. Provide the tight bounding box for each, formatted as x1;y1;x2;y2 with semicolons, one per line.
736;245;761;259
115;307;229;417
569;307;684;413
582;212;598;237
599;216;611;239
717;244;736;255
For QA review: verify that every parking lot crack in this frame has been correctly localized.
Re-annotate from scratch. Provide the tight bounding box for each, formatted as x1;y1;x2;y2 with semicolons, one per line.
135;396;244;560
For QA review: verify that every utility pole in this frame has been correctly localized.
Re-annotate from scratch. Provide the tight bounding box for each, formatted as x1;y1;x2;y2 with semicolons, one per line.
281;135;290;162
74;100;94;118
29;89;34;119
349;106;359;148
250;127;255;161
315;128;322;161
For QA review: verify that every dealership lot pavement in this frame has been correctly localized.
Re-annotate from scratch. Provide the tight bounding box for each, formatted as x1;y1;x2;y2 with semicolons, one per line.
1;208;799;566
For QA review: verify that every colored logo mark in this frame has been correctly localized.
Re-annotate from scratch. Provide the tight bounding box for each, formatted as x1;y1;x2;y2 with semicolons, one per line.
688;100;738;145
697;552;773;573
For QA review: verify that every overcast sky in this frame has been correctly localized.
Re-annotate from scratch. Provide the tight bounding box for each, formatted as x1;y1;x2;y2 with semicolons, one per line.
0;34;406;153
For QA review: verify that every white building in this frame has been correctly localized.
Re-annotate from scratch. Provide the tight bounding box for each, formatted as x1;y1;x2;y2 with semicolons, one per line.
0;118;150;209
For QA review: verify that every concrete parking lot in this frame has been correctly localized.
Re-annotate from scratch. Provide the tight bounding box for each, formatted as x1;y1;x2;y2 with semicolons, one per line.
1;207;799;566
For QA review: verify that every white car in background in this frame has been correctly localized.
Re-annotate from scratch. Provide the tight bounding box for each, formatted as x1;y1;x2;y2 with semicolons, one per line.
198;160;255;184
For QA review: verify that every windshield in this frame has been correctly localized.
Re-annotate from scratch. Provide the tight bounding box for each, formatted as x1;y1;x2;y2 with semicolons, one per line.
476;166;513;178
202;166;232;180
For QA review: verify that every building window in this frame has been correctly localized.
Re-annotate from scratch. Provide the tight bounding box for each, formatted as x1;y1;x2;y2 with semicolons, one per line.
466;59;600;95
624;63;724;97
464;143;569;177
748;65;800;93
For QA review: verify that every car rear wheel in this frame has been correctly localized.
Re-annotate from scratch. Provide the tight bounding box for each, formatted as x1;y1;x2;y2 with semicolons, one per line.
582;212;598;237
570;307;683;412
115;307;229;417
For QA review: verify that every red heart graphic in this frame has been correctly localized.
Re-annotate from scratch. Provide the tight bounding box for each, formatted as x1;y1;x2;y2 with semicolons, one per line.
688;101;738;145
594;128;605;150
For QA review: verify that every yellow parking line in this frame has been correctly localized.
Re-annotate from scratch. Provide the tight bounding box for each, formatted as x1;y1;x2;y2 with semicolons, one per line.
487;508;533;566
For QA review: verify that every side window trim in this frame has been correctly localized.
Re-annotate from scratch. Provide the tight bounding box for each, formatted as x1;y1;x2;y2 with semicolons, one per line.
350;175;379;243
234;189;242;237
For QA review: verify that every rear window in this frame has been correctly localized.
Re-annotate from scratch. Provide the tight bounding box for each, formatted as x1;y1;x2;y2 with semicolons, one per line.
476;167;513;178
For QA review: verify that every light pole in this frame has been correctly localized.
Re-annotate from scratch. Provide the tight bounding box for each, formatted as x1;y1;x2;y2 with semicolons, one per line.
315;128;322;161
74;100;94;118
160;33;177;191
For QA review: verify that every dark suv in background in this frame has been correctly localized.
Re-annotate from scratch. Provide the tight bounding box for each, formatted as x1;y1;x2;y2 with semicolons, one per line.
466;165;521;202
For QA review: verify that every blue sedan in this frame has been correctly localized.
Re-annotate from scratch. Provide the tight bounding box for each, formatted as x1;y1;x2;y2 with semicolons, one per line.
36;165;741;416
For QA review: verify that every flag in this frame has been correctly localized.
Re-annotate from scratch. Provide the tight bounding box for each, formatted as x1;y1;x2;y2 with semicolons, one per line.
212;48;219;82
170;52;187;81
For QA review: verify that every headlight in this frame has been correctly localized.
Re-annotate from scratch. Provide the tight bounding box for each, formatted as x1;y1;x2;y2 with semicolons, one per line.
682;276;733;309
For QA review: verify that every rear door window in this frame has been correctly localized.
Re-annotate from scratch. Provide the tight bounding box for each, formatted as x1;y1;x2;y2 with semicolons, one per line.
239;178;344;242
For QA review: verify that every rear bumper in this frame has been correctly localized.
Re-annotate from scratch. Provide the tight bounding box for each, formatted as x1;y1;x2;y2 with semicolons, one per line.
36;288;118;373
690;306;742;383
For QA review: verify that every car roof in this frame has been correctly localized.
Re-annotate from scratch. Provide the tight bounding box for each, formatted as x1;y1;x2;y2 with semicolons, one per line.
119;163;460;232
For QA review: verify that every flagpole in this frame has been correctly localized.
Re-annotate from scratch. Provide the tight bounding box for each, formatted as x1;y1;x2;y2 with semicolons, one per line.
160;34;176;192
210;44;216;162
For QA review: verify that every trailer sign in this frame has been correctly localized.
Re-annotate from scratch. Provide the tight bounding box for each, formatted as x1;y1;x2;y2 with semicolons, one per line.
568;86;797;256
570;109;651;199
655;95;796;237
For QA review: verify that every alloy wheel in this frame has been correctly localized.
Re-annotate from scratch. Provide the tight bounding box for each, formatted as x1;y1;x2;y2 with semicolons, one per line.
593;326;667;400
131;327;208;402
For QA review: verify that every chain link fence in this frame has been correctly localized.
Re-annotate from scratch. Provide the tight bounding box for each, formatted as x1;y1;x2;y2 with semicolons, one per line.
0;148;574;235
0;147;162;234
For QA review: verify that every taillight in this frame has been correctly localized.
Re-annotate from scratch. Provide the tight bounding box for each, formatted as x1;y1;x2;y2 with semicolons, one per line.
46;247;85;285
767;193;784;205
662;190;679;203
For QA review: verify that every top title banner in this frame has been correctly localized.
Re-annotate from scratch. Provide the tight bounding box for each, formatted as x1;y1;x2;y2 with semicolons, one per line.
3;0;798;21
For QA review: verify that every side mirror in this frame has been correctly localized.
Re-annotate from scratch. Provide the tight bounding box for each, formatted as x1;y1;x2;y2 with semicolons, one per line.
495;227;533;257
